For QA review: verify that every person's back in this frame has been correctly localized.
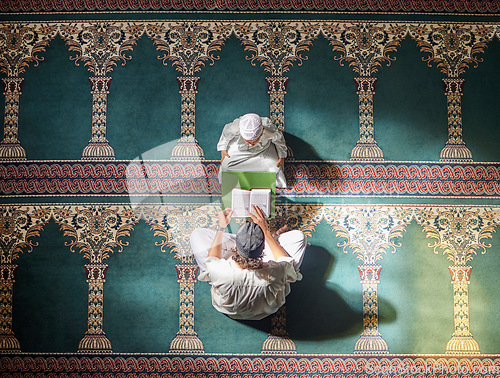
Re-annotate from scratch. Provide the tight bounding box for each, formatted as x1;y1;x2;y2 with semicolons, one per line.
199;254;302;320
190;206;306;320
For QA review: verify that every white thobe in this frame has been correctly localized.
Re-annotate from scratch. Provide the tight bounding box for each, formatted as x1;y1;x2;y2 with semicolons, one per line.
217;116;288;188
190;228;306;320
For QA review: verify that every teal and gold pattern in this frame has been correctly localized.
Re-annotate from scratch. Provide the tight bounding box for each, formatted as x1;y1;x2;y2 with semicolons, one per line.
0;4;499;376
0;203;498;355
1;20;499;162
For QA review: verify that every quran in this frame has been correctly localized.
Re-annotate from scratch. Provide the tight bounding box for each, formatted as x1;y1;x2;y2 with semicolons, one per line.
231;188;271;218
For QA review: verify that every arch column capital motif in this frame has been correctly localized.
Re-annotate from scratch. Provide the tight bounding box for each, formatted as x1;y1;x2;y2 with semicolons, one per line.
354;76;377;93
325;206;413;354
52;205;139;353
0;205;51;353
146;21;233;160
138;204;221;353
409;23;495;162
415;207;500;355
0;23;56;161
321;22;408;162
59;22;145;161
235;21;319;153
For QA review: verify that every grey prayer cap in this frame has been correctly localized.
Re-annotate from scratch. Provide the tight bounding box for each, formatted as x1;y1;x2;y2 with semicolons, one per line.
236;222;265;259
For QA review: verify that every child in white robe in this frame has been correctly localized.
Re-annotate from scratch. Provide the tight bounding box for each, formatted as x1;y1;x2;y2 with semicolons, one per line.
217;113;287;188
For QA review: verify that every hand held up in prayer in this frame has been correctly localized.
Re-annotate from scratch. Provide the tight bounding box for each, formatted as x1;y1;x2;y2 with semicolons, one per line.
219;208;234;228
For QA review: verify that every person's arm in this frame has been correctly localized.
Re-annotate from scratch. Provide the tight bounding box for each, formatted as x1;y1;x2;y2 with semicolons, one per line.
267;125;286;171
249;205;290;260
217;120;239;152
262;118;287;160
208;208;234;258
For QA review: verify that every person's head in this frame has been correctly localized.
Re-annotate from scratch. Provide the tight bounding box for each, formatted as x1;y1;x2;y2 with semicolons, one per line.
232;221;265;269
239;113;263;146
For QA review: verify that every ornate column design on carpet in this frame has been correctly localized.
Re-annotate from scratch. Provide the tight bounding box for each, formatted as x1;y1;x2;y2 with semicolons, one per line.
262;204;321;353
439;77;472;162
265;76;288;132
52;204;138;353
0;206;51;352
138;204;220;353
351;76;382;161
146;21;232;160
170;255;203;353
164;205;218;353
266;76;293;158
173;76;203;159
0;23;57;161
59;22;145;160
325;206;412;354
0;264;20;352
322;22;406;161
415;207;500;355
356;263;383;352
84;76;115;160
261;305;296;354
235;21;320;159
409;23;495;162
1;78;25;161
80;263;111;352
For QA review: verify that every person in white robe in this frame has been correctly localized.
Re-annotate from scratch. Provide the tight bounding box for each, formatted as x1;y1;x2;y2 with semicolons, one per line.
190;206;306;320
217;113;288;188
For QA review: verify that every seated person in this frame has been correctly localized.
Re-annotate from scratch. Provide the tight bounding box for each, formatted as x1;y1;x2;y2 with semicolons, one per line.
190;206;306;320
217;113;287;188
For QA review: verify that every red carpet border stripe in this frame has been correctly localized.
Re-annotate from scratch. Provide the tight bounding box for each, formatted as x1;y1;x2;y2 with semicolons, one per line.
1;355;499;376
2;0;500;12
1;161;500;197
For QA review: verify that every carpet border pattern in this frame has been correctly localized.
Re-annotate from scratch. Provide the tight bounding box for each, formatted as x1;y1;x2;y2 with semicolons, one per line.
1;161;499;198
1;354;500;376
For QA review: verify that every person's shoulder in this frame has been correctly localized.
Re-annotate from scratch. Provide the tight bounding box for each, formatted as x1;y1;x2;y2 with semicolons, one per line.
260;117;273;128
205;256;226;265
261;118;282;135
221;119;241;139
205;257;233;278
224;118;240;128
264;258;295;270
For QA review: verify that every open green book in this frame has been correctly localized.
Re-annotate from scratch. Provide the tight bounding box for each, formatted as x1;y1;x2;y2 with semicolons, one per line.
221;171;276;219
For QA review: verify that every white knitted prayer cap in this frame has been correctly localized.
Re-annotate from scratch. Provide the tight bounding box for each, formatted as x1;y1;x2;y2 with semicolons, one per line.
239;113;263;141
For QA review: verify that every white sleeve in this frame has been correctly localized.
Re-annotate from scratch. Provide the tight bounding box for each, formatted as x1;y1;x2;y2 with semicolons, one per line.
273;131;288;159
276;257;303;283
261;117;287;158
198;256;223;282
217;119;240;151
